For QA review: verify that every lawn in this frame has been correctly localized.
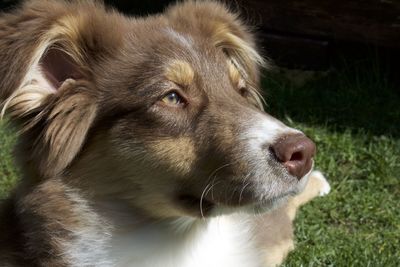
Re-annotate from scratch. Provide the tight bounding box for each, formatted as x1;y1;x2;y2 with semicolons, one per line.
0;119;17;198
263;61;400;266
0;59;399;265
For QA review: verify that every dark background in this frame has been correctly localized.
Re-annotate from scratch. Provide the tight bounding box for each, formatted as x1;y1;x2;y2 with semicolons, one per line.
1;0;399;73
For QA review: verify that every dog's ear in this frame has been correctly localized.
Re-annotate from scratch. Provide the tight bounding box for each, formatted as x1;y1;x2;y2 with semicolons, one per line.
0;1;122;177
166;1;267;83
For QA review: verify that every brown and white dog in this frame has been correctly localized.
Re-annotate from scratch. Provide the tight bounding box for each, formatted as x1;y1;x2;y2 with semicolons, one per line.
0;1;330;266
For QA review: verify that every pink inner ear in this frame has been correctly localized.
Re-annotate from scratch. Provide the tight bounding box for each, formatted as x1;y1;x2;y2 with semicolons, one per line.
40;49;82;90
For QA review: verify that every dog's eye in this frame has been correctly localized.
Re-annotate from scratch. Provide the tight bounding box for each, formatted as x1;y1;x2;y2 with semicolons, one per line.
161;92;184;106
239;87;249;98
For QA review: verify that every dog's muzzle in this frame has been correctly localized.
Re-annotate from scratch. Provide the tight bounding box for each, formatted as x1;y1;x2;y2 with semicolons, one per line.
270;133;316;179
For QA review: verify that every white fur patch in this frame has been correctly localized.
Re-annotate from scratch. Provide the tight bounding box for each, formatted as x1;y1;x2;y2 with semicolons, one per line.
244;113;301;152
182;215;261;267
107;214;262;267
63;189;113;267
312;171;331;196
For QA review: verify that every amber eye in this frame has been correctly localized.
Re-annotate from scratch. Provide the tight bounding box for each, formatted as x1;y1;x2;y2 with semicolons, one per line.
161;92;184;106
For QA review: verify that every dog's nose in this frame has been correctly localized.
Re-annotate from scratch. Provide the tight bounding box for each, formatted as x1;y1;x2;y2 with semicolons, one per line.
270;134;316;180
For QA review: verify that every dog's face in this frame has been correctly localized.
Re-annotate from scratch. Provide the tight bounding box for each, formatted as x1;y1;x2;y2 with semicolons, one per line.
0;1;315;218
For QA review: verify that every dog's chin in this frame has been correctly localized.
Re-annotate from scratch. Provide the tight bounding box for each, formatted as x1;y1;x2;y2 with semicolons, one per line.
210;192;294;217
231;170;313;215
176;194;291;219
175;189;297;219
175;171;312;218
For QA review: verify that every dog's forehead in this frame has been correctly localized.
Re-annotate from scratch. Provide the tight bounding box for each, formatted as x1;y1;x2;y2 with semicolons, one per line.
152;27;226;70
163;28;194;50
159;28;234;85
105;26;238;101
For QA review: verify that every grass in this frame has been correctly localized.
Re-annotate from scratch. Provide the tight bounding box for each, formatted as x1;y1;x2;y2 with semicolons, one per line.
263;60;400;266
0;119;17;198
0;59;399;265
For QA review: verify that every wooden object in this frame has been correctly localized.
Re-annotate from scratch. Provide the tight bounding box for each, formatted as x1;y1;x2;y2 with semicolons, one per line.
242;0;400;48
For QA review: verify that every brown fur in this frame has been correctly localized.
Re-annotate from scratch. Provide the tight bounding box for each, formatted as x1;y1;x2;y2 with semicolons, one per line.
0;1;328;266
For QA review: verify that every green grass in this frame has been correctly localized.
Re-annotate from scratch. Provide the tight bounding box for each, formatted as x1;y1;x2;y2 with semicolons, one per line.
0;119;17;198
262;61;400;266
0;59;399;265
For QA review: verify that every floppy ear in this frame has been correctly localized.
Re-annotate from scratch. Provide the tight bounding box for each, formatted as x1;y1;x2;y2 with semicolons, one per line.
166;1;267;83
0;1;121;177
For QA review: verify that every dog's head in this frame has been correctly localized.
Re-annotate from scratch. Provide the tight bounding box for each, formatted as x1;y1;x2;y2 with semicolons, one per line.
0;1;315;218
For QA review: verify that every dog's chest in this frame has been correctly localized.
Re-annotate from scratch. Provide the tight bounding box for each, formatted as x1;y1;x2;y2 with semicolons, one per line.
107;215;262;267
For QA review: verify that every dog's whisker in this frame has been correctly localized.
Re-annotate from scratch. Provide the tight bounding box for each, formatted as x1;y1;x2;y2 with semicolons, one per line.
199;182;212;219
203;162;234;203
239;173;252;205
199;179;223;218
209;174;220;202
204;180;222;202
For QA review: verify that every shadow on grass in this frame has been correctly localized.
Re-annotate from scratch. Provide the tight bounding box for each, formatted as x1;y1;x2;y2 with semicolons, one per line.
262;59;400;137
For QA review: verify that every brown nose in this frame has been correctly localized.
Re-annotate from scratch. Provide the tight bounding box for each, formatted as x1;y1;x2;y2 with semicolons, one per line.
271;134;316;180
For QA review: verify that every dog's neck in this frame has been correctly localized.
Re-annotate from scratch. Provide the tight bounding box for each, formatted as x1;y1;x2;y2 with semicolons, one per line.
7;177;262;267
90;198;260;267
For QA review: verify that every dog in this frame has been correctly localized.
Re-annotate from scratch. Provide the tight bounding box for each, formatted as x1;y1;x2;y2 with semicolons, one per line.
0;1;330;266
